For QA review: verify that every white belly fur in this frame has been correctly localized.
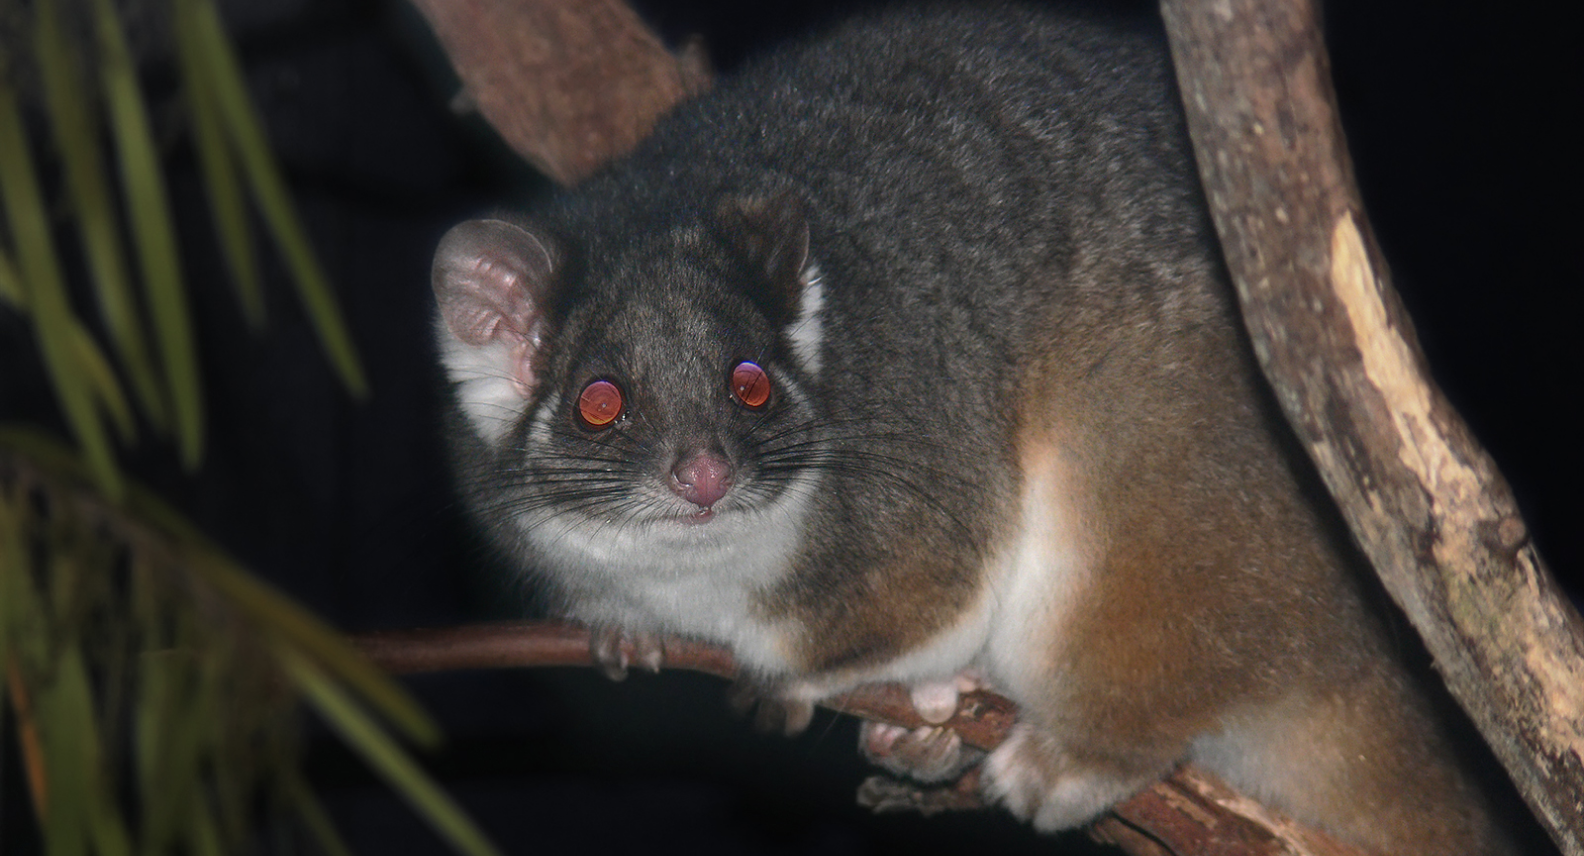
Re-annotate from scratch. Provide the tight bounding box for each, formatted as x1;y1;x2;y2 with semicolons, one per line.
983;442;1092;701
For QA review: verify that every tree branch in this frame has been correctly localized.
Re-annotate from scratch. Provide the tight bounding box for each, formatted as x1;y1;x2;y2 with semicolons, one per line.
1158;2;1584;851
356;622;1371;856
407;0;710;186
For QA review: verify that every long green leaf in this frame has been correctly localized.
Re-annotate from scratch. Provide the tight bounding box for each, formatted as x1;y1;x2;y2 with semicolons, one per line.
133;645;174;851
38;647;134;856
0;244;24;307
38;648;93;856
0;482;46;796
92;0;206;469
175;542;440;748
68;319;137;444
0;455;435;758
0;488;25;712
0;428;436;748
136;647;205;855
0;427;91;483
280;647;501;856
286;775;355;856
199;634;248;847
172;0;265;329
0;481;45;671
1;430;478;856
35;0;169;432
86;752;135;856
188;792;225;856
0;77;124;500
188;0;369;397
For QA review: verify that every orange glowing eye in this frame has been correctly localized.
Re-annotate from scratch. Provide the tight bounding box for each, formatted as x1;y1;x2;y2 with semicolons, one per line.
730;361;771;409
577;380;624;428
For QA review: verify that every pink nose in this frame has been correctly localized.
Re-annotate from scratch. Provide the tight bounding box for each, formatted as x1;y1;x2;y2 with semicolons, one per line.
671;452;732;509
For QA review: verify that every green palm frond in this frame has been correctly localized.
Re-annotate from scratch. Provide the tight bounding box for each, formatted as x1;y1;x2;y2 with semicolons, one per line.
175;0;370;397
1;1;489;853
0;70;127;499
1;428;502;856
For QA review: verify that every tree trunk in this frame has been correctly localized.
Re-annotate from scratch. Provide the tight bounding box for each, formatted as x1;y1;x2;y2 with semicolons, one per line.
1158;1;1584;851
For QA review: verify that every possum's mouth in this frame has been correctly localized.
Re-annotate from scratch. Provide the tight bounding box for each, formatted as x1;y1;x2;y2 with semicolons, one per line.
679;508;716;525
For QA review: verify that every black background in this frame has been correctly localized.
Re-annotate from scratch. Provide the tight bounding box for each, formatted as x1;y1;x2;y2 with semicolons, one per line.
1;0;1577;853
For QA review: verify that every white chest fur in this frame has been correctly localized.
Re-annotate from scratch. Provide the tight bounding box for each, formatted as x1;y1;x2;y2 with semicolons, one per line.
519;467;824;674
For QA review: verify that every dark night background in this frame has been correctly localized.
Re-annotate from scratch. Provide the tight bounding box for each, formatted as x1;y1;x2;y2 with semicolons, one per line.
1;0;1577;853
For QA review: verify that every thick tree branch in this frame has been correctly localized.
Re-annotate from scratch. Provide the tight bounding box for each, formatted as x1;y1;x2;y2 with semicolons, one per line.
1158;1;1584;851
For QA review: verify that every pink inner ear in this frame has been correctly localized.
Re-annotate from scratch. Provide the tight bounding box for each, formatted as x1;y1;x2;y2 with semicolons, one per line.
446;261;544;347
435;220;557;399
464;266;546;397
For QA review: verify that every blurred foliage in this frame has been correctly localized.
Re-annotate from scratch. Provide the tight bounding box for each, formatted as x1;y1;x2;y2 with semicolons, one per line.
0;0;495;853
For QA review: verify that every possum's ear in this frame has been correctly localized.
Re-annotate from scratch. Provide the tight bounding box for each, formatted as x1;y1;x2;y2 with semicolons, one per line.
714;190;812;323
432;219;559;398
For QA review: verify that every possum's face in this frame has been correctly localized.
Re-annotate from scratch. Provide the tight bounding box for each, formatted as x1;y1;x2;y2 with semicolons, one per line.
432;196;827;596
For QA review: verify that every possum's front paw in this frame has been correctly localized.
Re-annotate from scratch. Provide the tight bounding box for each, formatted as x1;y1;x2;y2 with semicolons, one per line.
980;724;1164;831
589;627;665;680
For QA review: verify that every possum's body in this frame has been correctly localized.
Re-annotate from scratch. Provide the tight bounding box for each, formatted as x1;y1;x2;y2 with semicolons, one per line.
432;5;1515;851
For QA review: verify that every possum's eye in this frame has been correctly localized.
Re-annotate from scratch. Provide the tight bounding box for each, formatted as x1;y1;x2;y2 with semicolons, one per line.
577;379;624;428
730;361;771;409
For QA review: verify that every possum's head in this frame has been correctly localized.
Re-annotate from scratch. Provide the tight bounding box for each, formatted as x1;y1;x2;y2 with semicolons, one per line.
431;192;827;593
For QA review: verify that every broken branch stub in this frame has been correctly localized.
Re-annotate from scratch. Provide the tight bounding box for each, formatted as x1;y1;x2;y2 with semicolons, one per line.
409;0;710;186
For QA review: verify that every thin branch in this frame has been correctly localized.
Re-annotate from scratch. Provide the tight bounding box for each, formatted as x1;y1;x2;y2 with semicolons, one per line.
354;621;1012;749
355;623;1372;856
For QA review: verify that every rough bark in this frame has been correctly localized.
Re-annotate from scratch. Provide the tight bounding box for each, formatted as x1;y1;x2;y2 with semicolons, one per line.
407;0;710;186
1157;1;1584;852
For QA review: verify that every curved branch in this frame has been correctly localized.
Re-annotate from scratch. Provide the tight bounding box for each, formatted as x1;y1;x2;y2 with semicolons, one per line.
1158;1;1584;851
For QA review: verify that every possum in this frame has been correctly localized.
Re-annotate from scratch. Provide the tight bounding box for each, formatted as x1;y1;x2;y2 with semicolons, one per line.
431;4;1516;852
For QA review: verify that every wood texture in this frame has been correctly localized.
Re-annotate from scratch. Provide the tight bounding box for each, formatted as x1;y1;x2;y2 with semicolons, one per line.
1158;0;1583;851
408;0;709;186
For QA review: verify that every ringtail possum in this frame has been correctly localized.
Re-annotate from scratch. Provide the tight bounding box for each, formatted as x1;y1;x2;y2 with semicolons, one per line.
432;4;1515;853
